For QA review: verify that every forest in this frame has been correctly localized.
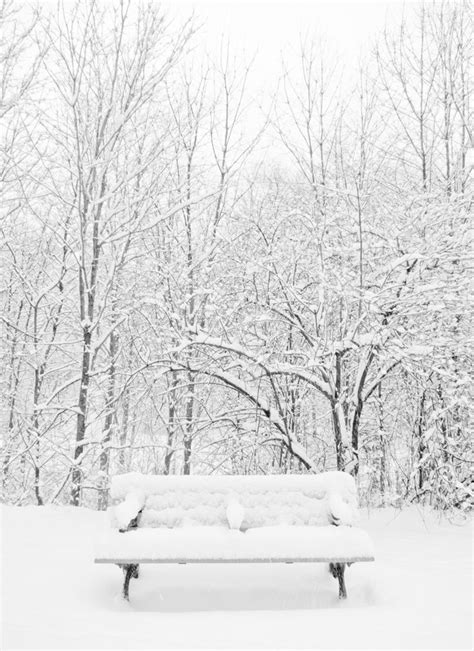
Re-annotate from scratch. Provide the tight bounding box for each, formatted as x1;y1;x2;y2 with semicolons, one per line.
1;0;472;513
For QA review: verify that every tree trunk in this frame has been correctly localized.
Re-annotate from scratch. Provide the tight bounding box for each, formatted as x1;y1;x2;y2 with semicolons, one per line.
71;326;92;506
98;325;118;510
183;372;195;475
164;371;179;474
417;389;427;496
331;400;344;470
377;383;387;503
3;301;26;488
119;339;134;471
32;371;44;506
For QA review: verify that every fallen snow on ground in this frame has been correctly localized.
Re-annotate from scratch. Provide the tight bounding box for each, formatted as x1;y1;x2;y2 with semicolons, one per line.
1;504;472;649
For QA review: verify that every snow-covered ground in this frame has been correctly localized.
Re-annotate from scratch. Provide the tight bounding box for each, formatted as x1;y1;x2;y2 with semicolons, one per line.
1;504;472;649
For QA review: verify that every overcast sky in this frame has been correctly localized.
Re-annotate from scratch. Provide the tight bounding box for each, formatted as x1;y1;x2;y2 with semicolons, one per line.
164;1;412;78
37;1;417;88
157;0;417;165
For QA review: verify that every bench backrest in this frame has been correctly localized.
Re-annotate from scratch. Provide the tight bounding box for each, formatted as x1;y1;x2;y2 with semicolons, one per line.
110;471;358;529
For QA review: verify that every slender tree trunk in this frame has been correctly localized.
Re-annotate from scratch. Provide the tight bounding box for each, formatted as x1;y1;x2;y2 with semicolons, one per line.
71;190;102;505
377;383;389;504
331;400;344;470
417;389;427;495
3;300;25;487
119;387;130;471
71;326;92;506
332;351;348;470
183;371;195;475
32;367;44;506
164;371;179;474
119;339;134;471
98;323;118;510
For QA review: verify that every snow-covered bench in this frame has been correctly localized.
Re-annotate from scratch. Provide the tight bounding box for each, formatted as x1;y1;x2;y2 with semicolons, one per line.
94;471;375;600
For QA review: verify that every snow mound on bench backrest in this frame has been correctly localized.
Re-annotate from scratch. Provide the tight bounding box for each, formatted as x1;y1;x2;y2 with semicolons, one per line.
110;472;358;529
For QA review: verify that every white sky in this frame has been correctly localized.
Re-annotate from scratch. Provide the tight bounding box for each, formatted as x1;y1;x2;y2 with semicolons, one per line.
35;0;422;165
165;0;412;77
37;1;416;88
159;0;417;163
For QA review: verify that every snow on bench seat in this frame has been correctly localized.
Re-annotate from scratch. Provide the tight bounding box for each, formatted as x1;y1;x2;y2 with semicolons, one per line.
95;525;375;564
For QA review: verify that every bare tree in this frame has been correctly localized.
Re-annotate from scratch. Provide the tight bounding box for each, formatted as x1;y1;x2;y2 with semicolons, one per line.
32;0;193;505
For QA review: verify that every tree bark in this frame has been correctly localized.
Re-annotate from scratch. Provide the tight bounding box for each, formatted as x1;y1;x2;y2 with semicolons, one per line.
164;371;179;474
183;371;195;475
98;322;118;510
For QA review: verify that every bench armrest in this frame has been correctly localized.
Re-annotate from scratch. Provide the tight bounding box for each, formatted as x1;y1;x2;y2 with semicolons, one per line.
111;492;145;531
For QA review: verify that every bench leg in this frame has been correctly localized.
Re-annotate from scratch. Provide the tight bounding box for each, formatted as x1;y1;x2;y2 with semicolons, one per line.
122;564;138;600
119;563;140;579
329;563;347;599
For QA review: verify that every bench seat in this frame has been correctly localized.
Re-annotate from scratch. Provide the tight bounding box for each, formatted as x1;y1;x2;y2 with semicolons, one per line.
95;524;374;564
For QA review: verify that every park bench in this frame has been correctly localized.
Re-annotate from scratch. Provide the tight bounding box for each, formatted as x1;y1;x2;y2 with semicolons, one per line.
94;471;375;601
